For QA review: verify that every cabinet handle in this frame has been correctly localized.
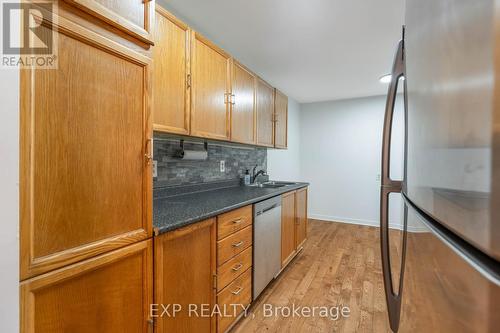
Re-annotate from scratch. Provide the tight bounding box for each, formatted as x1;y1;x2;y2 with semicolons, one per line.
145;138;153;165
147;319;154;333
231;286;243;295
232;219;242;224
231;94;236;105
232;241;244;248
232;263;244;271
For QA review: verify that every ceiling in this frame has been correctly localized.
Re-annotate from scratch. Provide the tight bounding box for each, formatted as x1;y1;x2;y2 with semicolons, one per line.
158;0;405;103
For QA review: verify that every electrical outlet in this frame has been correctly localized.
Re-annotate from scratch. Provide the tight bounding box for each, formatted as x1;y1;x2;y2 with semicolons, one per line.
153;160;158;178
220;160;225;172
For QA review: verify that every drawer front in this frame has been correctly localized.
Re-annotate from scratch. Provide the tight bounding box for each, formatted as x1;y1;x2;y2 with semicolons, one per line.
217;246;252;291
217;205;253;240
217;225;253;265
217;268;252;333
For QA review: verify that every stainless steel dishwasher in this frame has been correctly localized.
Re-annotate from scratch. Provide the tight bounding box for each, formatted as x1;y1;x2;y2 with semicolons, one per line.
253;195;282;300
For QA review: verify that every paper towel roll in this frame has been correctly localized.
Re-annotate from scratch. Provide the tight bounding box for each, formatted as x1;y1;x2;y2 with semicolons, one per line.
178;150;208;160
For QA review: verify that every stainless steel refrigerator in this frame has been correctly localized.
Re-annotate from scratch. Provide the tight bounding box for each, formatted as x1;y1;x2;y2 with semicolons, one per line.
380;0;500;331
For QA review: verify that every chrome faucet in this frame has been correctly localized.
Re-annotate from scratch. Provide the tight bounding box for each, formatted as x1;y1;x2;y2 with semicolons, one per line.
252;165;267;183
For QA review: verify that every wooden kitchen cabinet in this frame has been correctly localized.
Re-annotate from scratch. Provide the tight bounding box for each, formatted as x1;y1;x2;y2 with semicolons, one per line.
153;5;191;135
281;187;308;268
231;61;256;144
295;187;308;249
274;89;288;149
20;12;152;279
281;191;297;267
256;78;275;147
20;240;153;333
216;204;253;332
190;32;232;140
62;0;155;45
154;218;217;333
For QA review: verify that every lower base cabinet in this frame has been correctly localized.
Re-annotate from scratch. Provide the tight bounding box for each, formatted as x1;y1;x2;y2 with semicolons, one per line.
154;218;217;333
281;187;308;269
20;240;153;333
281;191;297;267
295;188;308;249
216;205;253;333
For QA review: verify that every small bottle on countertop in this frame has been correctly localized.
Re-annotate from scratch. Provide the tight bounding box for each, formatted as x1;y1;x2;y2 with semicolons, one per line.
244;169;251;185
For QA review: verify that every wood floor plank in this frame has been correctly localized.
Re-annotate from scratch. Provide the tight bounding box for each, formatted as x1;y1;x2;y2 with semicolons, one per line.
232;220;392;333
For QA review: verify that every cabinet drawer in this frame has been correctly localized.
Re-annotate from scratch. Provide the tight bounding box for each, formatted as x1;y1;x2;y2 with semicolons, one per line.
217;246;252;291
217;205;252;240
217;225;252;265
217;268;252;333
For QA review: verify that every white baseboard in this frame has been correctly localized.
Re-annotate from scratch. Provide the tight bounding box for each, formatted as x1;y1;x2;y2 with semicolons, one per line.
308;213;427;233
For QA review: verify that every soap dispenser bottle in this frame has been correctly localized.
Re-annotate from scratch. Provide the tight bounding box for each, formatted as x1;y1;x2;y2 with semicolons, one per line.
244;169;251;185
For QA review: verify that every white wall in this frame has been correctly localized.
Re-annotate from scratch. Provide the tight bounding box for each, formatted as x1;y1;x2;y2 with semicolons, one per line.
267;98;302;180
299;95;406;229
0;68;20;330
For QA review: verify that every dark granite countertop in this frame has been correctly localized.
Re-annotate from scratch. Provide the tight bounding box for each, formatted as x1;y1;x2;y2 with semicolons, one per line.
153;181;309;235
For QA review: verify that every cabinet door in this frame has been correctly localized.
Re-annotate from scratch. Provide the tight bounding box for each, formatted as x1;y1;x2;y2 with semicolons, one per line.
231;62;256;144
20;240;153;333
274;89;288;149
295;188;308;249
256;78;275;147
20;13;152;279
281;191;296;267
155;219;217;333
153;6;190;135
62;0;155;45
190;32;231;140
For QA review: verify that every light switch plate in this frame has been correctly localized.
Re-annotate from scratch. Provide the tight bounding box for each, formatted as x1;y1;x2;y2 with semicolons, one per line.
220;160;225;172
153;160;158;178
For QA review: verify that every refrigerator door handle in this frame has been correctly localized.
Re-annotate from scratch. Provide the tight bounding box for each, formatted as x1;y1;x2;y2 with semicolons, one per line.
380;37;407;332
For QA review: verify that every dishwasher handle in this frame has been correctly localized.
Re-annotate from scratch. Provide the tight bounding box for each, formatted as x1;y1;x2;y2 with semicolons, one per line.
256;203;280;216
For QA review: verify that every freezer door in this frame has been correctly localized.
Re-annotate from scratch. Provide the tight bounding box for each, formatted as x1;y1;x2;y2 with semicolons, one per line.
399;196;500;332
405;0;500;260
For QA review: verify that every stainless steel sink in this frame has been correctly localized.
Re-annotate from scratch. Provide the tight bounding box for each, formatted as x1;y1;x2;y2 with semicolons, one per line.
248;181;298;188
266;181;297;186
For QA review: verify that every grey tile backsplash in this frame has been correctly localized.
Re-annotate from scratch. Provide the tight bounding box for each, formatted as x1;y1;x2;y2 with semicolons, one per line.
153;134;267;188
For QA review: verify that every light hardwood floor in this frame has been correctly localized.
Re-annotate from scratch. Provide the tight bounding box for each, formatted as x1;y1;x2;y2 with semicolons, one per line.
232;219;392;333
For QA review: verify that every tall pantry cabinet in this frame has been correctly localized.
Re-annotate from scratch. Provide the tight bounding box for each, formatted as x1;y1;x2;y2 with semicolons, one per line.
20;2;154;332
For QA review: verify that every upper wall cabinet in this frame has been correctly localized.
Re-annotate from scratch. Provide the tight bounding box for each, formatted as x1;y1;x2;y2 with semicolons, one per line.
274;89;288;149
20;12;152;280
190;32;231;140
231;62;256;145
62;0;155;46
153;5;190;135
152;6;289;148
256;78;275;147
